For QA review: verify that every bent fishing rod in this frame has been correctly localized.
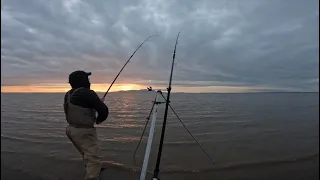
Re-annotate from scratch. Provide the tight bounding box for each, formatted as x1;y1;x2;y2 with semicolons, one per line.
102;34;158;99
150;29;215;179
152;29;183;179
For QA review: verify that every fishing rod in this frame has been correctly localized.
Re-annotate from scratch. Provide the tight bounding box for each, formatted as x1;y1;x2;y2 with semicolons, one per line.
102;34;158;99
131;30;214;180
152;29;183;179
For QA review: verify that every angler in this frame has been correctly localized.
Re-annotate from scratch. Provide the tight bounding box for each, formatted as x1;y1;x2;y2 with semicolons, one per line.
64;70;109;180
63;34;156;180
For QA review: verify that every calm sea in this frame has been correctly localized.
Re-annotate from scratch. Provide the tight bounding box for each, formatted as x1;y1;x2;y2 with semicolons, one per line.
1;92;319;179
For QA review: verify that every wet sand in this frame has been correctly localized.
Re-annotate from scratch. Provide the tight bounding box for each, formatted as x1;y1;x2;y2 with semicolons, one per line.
1;166;44;180
1;151;318;180
1;159;319;180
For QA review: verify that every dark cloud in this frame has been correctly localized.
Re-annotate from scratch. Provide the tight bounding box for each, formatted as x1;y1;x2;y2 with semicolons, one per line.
1;0;319;92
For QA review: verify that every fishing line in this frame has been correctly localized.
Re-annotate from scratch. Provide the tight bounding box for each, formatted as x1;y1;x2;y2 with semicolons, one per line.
102;34;158;99
132;95;157;160
159;93;215;165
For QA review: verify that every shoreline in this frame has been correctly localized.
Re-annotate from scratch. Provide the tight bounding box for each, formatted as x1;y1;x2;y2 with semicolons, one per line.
1;166;44;180
2;159;319;180
1;151;318;180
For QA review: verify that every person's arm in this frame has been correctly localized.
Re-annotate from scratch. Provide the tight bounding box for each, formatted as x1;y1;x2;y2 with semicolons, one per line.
86;90;109;124
63;92;69;116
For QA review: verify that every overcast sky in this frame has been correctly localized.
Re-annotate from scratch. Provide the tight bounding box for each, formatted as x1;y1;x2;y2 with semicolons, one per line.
1;0;319;92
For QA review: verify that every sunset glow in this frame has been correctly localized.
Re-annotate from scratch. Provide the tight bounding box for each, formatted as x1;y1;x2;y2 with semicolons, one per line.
1;83;145;93
1;83;276;93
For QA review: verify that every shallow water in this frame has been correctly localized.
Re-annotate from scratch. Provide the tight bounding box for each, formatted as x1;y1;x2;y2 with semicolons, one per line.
1;92;319;179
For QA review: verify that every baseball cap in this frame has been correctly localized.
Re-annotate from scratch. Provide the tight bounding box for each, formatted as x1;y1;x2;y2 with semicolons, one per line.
68;70;92;84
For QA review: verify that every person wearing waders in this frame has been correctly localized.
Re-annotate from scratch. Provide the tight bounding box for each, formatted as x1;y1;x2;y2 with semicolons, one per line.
64;70;109;180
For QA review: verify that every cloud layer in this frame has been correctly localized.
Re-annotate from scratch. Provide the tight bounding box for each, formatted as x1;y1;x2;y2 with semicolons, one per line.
1;0;319;92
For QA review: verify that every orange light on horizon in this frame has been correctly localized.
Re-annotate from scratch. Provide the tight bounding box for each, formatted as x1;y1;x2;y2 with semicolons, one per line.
1;83;145;93
1;83;271;93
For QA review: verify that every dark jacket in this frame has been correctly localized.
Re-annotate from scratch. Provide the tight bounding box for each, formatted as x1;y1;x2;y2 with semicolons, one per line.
64;88;109;124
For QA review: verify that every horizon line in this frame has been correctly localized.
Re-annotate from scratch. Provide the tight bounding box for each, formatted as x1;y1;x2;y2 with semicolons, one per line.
1;90;319;94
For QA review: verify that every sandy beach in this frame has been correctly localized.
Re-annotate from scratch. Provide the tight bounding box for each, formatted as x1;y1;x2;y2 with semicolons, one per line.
1;149;318;180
